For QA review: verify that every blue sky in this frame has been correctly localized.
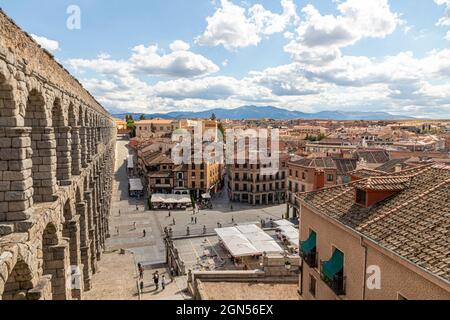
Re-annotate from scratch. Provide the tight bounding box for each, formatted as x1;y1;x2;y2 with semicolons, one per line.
2;0;450;118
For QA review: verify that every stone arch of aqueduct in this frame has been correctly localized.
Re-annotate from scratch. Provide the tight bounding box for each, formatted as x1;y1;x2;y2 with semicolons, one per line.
0;10;116;300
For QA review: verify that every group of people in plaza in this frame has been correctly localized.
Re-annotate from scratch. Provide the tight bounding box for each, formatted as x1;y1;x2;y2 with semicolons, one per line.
137;263;170;294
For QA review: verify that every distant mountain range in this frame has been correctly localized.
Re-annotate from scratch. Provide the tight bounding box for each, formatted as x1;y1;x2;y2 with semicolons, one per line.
113;105;415;121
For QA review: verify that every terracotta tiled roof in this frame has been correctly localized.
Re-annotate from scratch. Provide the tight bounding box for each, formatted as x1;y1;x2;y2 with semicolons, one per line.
290;157;336;169
355;176;411;191
356;150;390;164
298;164;450;282
350;168;385;179
142;152;173;166
146;153;173;166
376;158;410;173
333;158;358;175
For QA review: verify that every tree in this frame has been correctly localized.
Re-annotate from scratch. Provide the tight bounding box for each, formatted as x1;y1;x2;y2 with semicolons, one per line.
126;116;136;138
139;114;146;121
218;122;226;140
210;113;216;121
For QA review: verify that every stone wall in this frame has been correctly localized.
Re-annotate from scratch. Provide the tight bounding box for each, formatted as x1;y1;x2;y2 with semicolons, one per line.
187;255;300;300
0;10;116;300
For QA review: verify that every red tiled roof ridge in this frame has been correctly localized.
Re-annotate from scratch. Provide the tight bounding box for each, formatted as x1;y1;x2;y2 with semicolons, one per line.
356;177;450;232
389;163;435;177
297;163;445;200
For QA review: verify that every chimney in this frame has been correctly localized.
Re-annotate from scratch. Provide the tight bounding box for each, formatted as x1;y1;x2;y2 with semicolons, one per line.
394;163;402;173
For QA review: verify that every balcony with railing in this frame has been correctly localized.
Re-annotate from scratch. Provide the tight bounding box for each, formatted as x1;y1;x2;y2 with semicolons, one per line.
320;249;345;296
300;231;317;268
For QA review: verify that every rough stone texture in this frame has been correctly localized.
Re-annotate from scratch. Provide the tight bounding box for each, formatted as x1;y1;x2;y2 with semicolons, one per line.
0;9;117;300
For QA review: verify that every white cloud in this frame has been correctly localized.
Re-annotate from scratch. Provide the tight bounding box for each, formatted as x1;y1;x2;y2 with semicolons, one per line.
152;76;240;100
31;34;59;52
68;43;219;78
74;48;450;118
130;44;219;77
284;0;399;65
170;40;190;52
195;0;298;50
435;0;450;41
435;0;450;26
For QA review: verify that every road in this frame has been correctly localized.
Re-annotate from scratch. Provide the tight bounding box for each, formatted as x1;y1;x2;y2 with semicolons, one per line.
106;135;166;267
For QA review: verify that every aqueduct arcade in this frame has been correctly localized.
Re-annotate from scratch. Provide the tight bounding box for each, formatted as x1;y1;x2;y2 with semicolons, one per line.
0;10;116;300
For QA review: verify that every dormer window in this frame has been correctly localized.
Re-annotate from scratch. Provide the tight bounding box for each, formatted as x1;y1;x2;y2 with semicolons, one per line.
356;188;367;206
354;176;410;208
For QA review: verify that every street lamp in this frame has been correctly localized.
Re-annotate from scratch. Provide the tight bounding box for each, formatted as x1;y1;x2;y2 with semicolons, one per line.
284;252;292;270
285;260;292;270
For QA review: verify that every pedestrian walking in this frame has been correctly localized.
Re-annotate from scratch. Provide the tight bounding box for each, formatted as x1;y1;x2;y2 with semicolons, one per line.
186;226;190;236
143;229;146;237
116;226;119;235
138;263;144;280
136;205;139;211
231;216;234;223
168;211;171;217
195;217;197;224
162;275;166;290
140;280;144;293
203;225;207;234
118;209;121;216
153;271;159;290
191;216;194;224
133;222;136;230
173;218;176;225
170;267;175;280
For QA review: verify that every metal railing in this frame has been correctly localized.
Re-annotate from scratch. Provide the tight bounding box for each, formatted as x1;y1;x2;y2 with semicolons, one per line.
300;249;317;268
320;261;346;296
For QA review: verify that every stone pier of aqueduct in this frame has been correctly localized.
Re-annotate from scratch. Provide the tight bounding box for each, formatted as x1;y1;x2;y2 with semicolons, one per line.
0;10;116;300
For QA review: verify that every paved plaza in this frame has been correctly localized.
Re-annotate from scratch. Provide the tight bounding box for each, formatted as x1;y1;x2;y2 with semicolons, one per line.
87;135;289;299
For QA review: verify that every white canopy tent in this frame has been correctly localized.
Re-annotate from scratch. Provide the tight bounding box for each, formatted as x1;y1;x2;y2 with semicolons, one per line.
151;193;191;204
216;224;285;257
277;225;298;234
215;227;242;238
276;225;299;248
217;234;260;257
129;178;143;192
273;219;295;227
252;240;284;254
236;224;264;234
127;155;134;169
244;231;273;243
201;193;211;199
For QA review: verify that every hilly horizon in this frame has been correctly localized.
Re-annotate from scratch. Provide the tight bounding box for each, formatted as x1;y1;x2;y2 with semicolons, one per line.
113;105;416;121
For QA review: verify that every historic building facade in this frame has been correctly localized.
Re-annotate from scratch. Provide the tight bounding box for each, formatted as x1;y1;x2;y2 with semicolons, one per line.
0;10;116;300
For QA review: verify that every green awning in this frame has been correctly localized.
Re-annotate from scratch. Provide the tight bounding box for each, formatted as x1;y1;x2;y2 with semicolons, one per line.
322;249;344;281
300;231;316;255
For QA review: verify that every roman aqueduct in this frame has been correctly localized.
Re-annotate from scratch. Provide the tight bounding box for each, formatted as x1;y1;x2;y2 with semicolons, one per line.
0;10;116;299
